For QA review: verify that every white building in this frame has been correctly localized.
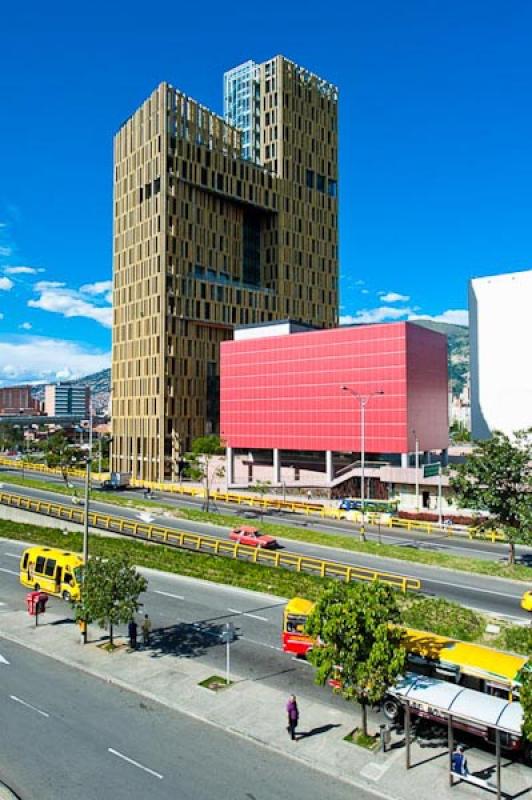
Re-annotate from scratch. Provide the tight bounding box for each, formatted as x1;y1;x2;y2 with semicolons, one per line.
469;268;532;439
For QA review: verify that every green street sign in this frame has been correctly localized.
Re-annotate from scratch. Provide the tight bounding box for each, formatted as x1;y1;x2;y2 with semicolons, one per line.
423;463;441;478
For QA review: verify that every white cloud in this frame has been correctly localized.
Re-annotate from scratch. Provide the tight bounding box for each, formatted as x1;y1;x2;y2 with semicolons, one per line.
29;283;112;328
409;309;469;326
361;288;369;295
80;280;113;296
34;280;66;290
3;265;40;275
0;336;110;385
379;291;411;303
0;246;12;257
340;306;415;325
0;277;14;291
19;322;32;330
0;313;4;320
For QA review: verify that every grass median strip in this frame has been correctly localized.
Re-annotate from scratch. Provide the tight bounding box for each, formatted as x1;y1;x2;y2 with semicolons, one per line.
0;519;525;652
179;508;532;583
1;471;530;583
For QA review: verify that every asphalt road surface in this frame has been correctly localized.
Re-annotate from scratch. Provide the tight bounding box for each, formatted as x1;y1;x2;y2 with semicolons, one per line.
0;638;364;800
0;478;530;621
3;464;529;564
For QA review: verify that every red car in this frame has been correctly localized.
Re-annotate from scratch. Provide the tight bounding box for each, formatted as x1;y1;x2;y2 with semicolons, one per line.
229;526;278;549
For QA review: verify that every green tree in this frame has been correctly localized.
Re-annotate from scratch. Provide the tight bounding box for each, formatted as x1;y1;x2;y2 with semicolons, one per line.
41;430;84;484
185;435;225;511
520;667;532;743
0;423;24;452
74;555;147;647
249;479;271;519
306;582;406;737
450;429;532;564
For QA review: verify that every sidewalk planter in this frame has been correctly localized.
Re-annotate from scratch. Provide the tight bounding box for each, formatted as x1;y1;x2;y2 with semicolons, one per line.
198;675;233;692
343;729;379;751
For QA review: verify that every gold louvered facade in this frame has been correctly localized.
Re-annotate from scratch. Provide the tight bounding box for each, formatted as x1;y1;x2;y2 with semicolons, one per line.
112;56;339;481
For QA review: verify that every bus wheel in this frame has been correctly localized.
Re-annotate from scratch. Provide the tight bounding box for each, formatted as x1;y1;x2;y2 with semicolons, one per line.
382;697;401;722
34;583;40;591
62;590;71;602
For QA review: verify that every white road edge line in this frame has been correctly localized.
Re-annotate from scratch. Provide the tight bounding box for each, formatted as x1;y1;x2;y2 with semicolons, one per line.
10;695;49;717
0;567;18;576
152;590;184;600
227;607;268;621
4;553;21;559
108;748;163;779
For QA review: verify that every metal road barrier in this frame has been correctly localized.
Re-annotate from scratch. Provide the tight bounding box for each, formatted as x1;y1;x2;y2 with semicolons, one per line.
0;489;421;593
0;457;506;543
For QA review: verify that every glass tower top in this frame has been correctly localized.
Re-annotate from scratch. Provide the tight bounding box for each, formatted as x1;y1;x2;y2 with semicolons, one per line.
223;60;261;164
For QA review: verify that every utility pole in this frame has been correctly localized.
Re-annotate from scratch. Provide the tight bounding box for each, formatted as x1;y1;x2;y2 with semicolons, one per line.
413;430;420;512
342;386;385;541
81;406;93;645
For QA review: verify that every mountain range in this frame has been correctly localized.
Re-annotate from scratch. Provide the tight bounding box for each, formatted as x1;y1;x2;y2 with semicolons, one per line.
46;320;469;404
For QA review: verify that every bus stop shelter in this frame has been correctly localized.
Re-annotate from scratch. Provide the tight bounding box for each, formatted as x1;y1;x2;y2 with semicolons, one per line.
393;675;524;799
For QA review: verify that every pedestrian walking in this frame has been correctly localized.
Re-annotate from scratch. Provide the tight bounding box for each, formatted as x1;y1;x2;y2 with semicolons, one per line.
286;694;299;741
128;619;138;650
142;613;152;647
451;745;469;776
307;490;312;502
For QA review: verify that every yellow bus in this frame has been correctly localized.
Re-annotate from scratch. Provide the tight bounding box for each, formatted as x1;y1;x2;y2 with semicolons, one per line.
282;597;528;698
20;546;83;601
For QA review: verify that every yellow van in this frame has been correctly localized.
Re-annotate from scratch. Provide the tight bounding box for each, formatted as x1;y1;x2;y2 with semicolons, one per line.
20;547;83;601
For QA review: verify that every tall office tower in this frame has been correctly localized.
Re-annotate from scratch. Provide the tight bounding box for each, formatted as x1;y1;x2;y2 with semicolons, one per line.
112;55;338;481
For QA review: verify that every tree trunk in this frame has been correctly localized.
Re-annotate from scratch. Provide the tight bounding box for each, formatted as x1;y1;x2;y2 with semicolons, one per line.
109;622;114;647
509;541;515;566
361;701;368;737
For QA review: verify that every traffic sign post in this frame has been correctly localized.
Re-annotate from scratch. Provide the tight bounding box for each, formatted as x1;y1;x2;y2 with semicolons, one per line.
221;622;235;686
423;463;444;526
423;463;441;479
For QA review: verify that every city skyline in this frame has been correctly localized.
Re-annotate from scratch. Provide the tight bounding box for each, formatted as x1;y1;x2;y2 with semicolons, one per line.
2;2;532;385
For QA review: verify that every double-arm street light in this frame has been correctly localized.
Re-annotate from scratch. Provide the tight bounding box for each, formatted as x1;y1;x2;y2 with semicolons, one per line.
341;386;385;541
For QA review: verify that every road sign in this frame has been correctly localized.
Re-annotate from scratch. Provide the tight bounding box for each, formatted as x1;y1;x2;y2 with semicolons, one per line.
423;463;441;479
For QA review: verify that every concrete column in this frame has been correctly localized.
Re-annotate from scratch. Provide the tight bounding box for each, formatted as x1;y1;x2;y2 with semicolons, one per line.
424;451;430;464
226;447;234;486
325;450;334;483
441;448;449;467
273;448;281;483
401;452;409;469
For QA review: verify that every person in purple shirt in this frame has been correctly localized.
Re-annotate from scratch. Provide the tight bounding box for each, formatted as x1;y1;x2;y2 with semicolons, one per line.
286;695;299;741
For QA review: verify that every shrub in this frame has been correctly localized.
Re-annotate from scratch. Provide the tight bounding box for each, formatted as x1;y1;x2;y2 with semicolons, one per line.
501;626;532;656
400;596;484;642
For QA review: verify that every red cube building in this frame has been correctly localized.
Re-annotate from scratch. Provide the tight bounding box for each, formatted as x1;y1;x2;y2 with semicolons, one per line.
220;321;448;487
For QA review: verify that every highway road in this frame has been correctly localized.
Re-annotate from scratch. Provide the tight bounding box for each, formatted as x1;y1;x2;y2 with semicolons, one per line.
3;464;528;563
1;477;530;621
0;538;348;711
0;637;362;800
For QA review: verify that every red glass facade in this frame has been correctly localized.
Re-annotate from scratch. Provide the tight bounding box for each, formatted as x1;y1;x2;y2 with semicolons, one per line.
220;322;448;454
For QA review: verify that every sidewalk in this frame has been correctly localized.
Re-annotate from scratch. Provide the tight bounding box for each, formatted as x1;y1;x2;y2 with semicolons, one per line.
0;606;530;800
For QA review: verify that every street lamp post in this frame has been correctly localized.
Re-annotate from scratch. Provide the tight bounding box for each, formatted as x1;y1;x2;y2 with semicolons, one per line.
413;429;420;512
341;386;384;541
81;408;93;645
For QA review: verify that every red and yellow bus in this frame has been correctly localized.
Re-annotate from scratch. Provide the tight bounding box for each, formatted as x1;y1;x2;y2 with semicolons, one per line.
282;596;528;698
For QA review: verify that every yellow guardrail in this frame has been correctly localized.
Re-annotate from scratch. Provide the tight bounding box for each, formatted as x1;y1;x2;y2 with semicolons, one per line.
0;488;421;593
0;456;506;543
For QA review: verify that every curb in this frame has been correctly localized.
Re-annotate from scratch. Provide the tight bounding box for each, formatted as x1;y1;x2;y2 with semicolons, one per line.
0;782;21;800
0;628;403;800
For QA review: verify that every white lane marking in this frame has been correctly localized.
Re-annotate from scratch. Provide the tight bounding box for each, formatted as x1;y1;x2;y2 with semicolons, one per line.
153;590;184;600
4;553;21;559
227;607;268;622
0;654;9;665
239;635;283;652
425;580;522;600
10;695;49;717
0;567;18;576
108;748;163;779
292;656;313;666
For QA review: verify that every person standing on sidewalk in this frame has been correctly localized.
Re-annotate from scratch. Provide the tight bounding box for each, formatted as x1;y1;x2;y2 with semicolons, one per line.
286;695;299;741
451;745;469;776
128;619;138;650
142;614;152;647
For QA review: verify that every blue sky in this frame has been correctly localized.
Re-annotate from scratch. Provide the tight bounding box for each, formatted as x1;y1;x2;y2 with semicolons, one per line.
1;0;532;384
